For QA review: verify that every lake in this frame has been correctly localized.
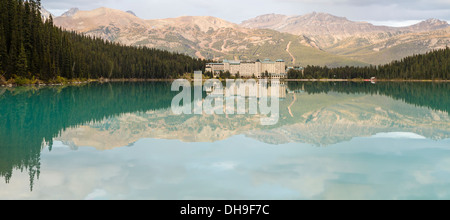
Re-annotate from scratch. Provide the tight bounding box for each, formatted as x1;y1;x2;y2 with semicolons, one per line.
0;82;449;200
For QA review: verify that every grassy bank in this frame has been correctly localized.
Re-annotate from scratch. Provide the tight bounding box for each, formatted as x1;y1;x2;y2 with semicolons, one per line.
0;76;97;87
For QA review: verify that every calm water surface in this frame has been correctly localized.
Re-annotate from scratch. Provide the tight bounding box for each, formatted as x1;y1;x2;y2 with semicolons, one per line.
0;82;449;199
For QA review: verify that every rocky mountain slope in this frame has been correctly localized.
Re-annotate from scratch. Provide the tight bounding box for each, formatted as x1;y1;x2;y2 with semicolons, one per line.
40;6;53;20
53;8;366;67
328;27;450;64
241;13;448;37
53;7;450;66
242;13;450;64
241;13;395;36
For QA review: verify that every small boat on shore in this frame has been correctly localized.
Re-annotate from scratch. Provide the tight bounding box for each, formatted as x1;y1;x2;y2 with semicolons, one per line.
365;77;377;84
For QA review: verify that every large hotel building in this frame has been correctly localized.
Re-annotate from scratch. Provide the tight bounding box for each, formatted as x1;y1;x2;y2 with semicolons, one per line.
206;59;287;78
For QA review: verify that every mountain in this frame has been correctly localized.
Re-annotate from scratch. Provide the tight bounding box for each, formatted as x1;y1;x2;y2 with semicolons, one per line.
242;13;450;64
54;7;150;41
242;13;449;36
53;8;366;67
61;8;79;17
407;19;450;32
53;8;450;66
240;14;290;30
328;27;450;64
241;13;397;36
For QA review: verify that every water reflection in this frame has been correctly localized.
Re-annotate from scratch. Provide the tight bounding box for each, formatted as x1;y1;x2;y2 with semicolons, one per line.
57;92;449;148
0;82;449;198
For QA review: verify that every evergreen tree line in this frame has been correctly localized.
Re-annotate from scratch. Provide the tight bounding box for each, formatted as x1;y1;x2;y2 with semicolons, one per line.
0;0;207;82
288;47;450;80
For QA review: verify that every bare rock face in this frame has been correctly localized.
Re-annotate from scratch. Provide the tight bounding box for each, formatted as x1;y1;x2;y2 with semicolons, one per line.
61;8;79;17
406;19;450;32
240;13;290;30
40;6;53;20
242;12;396;36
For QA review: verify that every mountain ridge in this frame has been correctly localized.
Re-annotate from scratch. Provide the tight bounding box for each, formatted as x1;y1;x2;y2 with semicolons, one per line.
54;7;367;67
240;13;450;64
241;12;449;35
53;7;450;66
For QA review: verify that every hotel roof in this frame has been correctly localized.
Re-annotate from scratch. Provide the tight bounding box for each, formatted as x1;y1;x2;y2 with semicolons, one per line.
223;59;240;64
208;58;285;65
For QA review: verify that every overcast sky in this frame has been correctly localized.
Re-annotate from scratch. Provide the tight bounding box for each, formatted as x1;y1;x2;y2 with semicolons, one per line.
42;0;450;26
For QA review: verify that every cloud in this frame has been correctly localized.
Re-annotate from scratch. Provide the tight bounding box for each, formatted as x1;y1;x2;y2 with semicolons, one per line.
367;20;423;27
280;0;450;9
41;0;450;23
85;189;108;200
372;132;426;139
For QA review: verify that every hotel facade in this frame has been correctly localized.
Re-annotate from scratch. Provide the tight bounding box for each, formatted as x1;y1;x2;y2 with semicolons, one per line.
206;59;286;78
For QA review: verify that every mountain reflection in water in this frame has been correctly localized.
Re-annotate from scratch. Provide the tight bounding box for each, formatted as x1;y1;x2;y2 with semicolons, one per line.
0;82;448;197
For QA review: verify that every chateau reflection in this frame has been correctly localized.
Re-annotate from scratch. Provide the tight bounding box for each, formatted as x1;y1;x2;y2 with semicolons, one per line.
0;82;449;190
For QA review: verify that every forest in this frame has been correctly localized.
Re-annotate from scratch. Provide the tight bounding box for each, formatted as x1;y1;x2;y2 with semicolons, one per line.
288;47;450;80
0;0;449;84
0;0;208;84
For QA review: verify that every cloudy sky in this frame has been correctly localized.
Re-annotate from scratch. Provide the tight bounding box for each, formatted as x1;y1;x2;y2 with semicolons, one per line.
41;0;450;26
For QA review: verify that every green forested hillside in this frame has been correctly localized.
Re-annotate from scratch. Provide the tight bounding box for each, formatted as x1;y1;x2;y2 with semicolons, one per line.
0;0;207;83
288;47;450;80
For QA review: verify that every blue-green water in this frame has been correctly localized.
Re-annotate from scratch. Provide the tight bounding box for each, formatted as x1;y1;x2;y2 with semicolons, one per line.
0;82;449;200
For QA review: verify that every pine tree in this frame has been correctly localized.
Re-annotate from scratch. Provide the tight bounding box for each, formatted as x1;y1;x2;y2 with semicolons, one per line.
0;27;6;73
16;43;27;77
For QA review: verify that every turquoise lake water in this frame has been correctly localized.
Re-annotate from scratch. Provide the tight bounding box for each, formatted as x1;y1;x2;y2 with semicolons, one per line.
0;82;449;199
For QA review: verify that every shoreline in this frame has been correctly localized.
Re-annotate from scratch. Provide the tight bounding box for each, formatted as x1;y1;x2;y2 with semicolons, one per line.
284;79;450;82
1;78;449;87
86;78;450;83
